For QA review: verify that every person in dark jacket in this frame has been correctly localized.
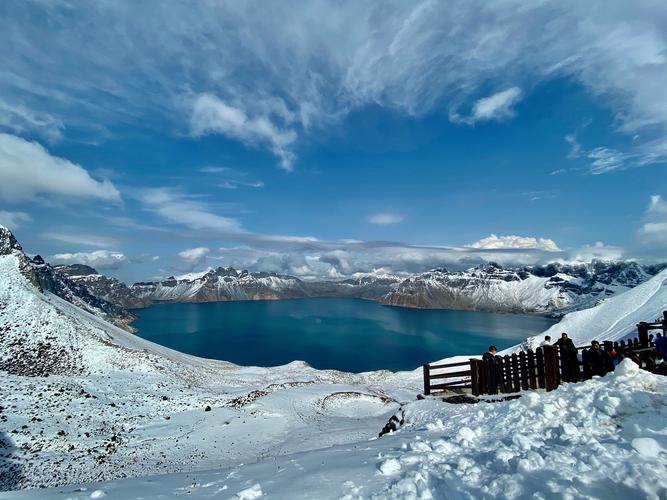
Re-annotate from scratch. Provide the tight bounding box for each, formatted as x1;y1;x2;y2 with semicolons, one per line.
482;345;498;363
555;333;579;382
655;333;667;362
586;340;613;377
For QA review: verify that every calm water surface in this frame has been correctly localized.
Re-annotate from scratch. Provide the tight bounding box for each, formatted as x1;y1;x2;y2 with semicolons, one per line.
132;298;557;372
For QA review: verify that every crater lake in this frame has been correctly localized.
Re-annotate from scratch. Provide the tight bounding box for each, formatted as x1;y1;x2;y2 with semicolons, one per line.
132;297;558;372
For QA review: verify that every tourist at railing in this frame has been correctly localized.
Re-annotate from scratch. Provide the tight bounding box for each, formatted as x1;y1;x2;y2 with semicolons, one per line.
656;333;667;362
586;340;613;377
540;335;552;347
483;345;499;363
555;332;579;382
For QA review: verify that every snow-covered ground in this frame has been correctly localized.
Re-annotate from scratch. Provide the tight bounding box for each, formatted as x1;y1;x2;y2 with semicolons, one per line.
2;226;667;499
4;360;666;499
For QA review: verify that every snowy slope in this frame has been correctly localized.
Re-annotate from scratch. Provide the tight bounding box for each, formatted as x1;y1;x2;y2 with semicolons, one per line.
521;268;667;350
0;230;418;491
5;360;667;499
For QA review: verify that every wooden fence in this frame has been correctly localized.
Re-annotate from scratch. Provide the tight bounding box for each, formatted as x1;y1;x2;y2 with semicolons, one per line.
423;310;667;397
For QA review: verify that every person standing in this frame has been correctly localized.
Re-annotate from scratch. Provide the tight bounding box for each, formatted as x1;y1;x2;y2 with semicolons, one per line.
555;333;579;382
540;335;552;347
586;340;613;376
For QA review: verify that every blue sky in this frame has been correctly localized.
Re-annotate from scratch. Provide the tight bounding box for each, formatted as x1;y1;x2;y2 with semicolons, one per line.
1;1;666;282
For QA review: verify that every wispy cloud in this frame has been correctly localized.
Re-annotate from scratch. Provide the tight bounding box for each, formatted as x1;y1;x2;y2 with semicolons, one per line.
0;99;64;143
0;210;31;230
50;250;127;270
369;213;405;225
41;231;119;248
139;188;244;234
3;2;667;169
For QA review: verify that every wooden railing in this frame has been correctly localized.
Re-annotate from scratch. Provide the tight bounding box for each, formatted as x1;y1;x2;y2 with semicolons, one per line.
422;310;667;397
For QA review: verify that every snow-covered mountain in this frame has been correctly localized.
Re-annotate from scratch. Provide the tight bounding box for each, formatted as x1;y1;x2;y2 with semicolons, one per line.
382;261;661;315
518;267;667;350
131;267;313;303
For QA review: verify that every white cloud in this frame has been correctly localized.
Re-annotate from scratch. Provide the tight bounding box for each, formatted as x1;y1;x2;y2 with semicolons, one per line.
465;87;523;124
369;213;405;225
637;194;667;251
41;232;119;248
0;99;64;143
139;188;244;234
50;250;127;270
178;247;210;265
0;211;31;230
569;242;624;262
468;234;561;252
191;94;297;171
0;133;120;202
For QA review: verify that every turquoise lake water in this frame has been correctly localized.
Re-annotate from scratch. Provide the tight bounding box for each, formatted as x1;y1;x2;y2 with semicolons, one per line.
132;298;558;372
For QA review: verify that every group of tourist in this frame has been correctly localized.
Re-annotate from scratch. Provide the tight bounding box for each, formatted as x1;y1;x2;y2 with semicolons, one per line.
482;332;624;381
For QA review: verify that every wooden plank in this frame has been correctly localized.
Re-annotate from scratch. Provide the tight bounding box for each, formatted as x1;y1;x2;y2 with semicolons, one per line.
430;381;472;391
536;347;546;389
423;364;430;396
428;361;472;370
428;370;472;379
519;351;529;391
511;353;520;392
527;349;537;390
486;357;498;395
544;346;559;391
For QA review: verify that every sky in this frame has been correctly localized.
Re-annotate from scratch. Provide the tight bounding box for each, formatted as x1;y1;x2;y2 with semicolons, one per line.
0;0;666;283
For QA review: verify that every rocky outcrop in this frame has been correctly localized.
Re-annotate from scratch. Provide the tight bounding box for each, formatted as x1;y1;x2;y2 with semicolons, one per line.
29;256;138;332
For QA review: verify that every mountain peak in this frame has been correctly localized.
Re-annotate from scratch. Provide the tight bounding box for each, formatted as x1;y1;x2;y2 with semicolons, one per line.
0;225;24;257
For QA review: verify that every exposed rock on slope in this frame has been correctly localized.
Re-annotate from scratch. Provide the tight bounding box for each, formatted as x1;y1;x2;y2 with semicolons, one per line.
55;263;151;309
28;256;137;332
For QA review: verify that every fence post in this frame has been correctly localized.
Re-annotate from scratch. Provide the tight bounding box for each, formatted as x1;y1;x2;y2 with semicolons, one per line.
423;364;430;396
470;359;482;396
638;322;649;347
544;346;559;392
